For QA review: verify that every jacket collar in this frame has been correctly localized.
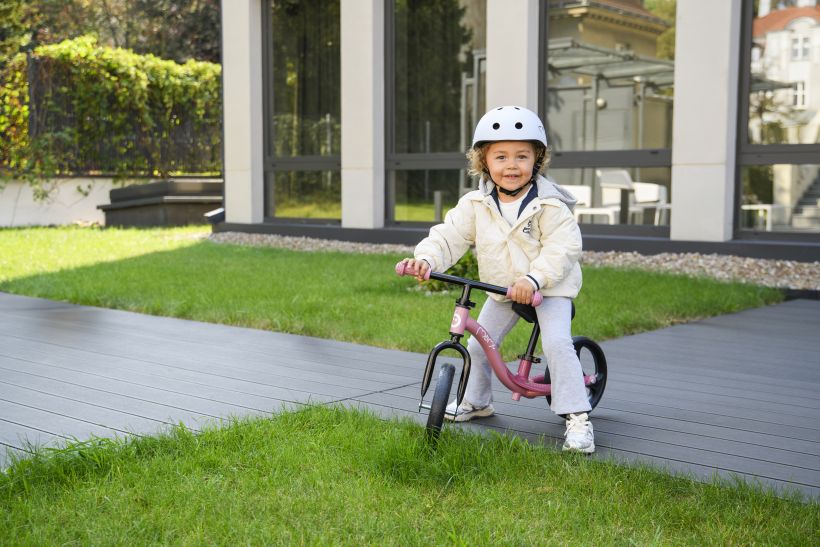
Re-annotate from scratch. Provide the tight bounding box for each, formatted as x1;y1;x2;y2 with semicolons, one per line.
490;183;539;219
477;174;578;210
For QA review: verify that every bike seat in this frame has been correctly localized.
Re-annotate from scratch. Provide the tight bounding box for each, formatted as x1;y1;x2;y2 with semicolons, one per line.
512;301;576;323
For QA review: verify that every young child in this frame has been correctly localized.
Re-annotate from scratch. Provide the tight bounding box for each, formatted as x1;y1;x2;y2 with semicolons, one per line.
400;105;594;453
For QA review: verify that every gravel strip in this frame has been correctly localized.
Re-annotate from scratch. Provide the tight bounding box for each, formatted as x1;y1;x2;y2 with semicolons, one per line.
209;232;820;291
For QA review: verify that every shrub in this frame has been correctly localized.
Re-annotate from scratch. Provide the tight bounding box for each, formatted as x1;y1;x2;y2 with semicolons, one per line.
0;35;222;194
422;248;480;292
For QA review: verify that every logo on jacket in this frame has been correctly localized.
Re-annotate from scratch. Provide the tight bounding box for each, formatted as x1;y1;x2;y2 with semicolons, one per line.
522;219;533;235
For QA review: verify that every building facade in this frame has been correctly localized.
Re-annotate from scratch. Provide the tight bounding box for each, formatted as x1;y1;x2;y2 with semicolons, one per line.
219;0;820;260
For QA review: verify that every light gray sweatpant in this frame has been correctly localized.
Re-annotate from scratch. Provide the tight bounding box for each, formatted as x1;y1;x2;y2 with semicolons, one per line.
462;296;592;416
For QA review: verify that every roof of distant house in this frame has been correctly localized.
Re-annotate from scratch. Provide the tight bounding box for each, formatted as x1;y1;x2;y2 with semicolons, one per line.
549;1;669;27
753;6;820;37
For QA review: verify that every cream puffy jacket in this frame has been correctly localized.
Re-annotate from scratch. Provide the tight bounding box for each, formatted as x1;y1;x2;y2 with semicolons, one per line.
414;175;583;301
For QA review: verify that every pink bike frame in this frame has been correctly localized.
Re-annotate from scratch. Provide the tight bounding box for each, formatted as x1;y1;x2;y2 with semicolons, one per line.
450;305;598;400
396;260;599;402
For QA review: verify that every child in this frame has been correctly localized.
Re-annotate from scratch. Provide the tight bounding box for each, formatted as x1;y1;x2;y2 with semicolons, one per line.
400;106;594;453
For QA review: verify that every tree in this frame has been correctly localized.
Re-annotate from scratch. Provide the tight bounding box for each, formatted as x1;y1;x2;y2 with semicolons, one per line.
645;0;676;60
3;0;221;64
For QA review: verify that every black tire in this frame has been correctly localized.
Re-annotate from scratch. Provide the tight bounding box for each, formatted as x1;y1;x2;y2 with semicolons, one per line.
426;363;455;442
544;336;608;412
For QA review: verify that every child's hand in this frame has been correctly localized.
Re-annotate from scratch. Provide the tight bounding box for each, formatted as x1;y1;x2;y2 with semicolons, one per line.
400;258;430;281
510;278;535;304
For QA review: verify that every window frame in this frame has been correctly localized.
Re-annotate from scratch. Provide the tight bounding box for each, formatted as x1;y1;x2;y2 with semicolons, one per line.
537;2;671;237
384;0;482;226
734;2;820;242
261;0;342;224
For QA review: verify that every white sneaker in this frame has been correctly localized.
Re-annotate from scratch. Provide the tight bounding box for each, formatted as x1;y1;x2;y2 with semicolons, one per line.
444;400;495;422
562;412;595;454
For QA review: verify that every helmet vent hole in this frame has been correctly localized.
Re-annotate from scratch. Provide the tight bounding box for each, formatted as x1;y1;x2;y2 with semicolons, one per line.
492;122;500;130
514;106;520;110
515;122;523;129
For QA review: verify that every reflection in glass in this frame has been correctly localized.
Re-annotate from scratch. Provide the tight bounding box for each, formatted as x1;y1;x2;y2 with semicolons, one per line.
545;1;675;151
548;166;672;226
270;0;340;157
740;164;820;232
389;170;468;223
748;3;820;145
267;171;341;220
393;0;486;154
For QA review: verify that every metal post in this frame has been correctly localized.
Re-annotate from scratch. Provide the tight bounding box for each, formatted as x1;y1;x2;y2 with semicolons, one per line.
434;190;443;223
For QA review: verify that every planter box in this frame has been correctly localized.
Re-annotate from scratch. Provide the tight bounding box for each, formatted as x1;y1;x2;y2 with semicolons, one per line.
98;179;223;227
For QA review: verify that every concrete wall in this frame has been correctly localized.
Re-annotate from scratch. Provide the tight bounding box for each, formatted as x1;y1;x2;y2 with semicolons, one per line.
0;179;114;227
221;0;264;225
670;0;742;241
340;0;384;229
485;0;539;110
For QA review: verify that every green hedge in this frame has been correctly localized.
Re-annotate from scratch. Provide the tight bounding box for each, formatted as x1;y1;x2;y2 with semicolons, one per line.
0;35;222;188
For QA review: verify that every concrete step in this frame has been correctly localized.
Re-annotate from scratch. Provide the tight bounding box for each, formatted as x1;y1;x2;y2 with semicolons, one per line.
792;216;820;229
794;206;820;218
797;198;820;208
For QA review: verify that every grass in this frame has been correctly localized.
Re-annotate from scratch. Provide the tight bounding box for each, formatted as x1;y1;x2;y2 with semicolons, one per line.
271;201;456;222
0;226;811;542
0;226;783;361
1;406;816;545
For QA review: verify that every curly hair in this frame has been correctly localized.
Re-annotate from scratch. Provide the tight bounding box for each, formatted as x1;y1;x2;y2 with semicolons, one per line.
466;141;551;178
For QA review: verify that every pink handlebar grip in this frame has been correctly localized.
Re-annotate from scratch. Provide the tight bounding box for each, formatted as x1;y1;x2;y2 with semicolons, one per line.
506;287;543;307
395;260;431;280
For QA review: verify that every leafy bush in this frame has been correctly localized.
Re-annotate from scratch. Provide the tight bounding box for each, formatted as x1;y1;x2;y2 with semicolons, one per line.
422;248;480;292
0;35;222;194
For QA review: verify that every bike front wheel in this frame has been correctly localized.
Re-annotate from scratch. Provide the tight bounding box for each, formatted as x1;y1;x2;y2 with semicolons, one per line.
426;363;455;441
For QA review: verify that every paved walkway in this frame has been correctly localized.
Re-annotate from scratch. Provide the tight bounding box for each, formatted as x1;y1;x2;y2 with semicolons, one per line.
0;292;818;498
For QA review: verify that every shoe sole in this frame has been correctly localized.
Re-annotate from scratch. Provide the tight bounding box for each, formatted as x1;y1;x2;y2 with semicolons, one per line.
562;443;595;454
444;407;495;422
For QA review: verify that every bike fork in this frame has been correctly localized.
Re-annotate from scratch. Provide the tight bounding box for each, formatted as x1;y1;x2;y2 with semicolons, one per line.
419;339;471;412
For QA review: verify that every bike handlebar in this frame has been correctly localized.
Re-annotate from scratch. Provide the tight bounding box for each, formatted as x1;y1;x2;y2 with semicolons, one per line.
395;260;543;307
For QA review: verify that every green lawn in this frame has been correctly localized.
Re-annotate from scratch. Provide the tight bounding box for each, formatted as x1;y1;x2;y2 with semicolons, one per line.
1;406;816;545
0;226;783;361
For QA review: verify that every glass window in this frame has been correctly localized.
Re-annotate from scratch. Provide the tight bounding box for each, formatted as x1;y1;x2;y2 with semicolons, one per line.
740;164;820;233
793;82;806;108
545;1;675;151
270;0;340;157
266;171;341;220
548;166;672;226
748;10;819;145
392;0;486;154
388;170;465;223
791;36;810;60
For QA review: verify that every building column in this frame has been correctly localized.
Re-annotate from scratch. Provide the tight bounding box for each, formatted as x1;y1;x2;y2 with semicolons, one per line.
670;0;742;241
485;0;539;110
221;0;264;224
341;0;385;229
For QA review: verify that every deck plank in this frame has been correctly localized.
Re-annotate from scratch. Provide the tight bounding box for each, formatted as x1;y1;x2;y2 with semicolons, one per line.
1;292;818;498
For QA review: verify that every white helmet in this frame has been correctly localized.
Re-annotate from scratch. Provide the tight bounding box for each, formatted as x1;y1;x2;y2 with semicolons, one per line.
472;105;547;148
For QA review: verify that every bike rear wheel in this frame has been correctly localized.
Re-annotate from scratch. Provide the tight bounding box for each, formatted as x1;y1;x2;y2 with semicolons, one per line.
544;336;608;412
426;363;455;442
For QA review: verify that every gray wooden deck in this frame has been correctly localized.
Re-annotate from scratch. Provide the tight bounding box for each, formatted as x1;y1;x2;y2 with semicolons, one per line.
1;292;818;499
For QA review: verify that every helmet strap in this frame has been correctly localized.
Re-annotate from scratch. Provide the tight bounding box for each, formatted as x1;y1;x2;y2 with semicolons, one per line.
497;182;530;197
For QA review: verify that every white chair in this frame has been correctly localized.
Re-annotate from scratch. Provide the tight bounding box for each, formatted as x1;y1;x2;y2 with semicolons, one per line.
561;184;617;224
596;170;670;225
633;182;671;225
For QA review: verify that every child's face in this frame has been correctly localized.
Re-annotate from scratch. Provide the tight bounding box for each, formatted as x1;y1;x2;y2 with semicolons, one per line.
484;141;536;194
